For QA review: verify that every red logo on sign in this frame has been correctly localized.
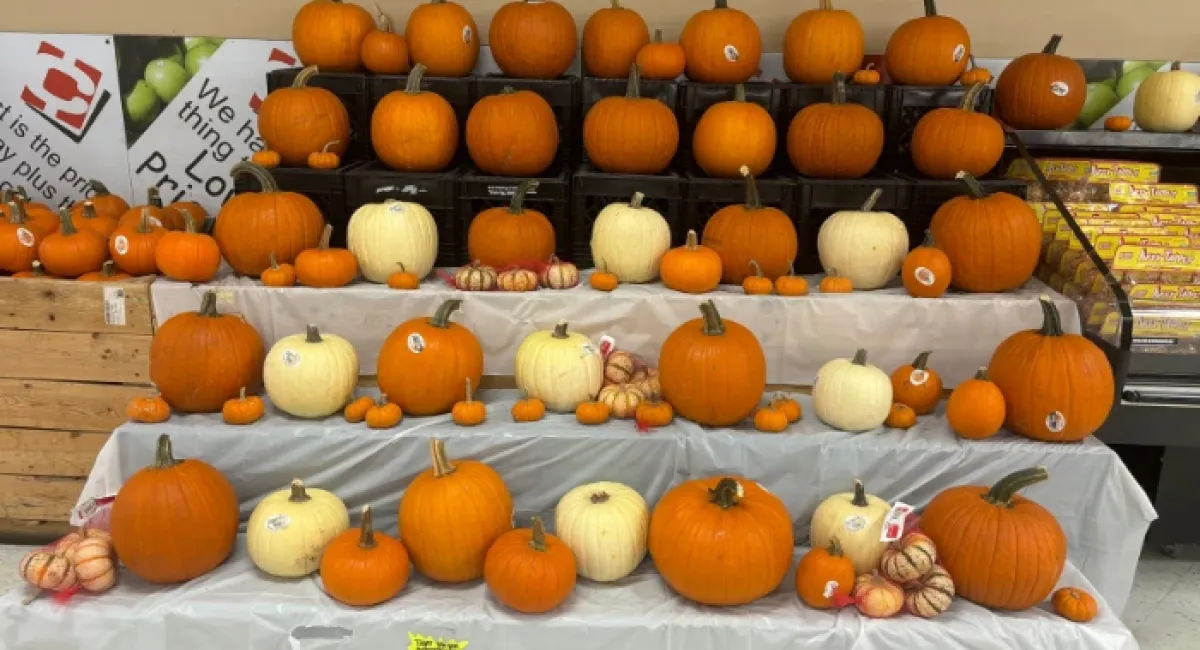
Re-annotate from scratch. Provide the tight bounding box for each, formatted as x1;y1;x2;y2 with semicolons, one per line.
20;41;112;143
249;48;298;113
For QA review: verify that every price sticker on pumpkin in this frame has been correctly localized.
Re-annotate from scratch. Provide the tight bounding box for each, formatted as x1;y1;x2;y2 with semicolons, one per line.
112;235;129;256
880;502;914;543
913;266;936;287
952;44;966;63
462;26;473;43
1050;81;1069;97
723;45;739;62
408;332;426;354
408;632;468;650
281;349;302;367
843;514;867;532
265;514;291;532
1046;411;1066;433
16;227;35;248
822;580;841;599
909;369;929;386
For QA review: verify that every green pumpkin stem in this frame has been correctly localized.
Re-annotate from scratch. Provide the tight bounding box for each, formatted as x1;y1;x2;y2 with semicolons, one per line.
733;84;746;103
699;300;726;336
912;350;932;371
851;479;869;507
293;65;320;88
956;171;989;199
199;291;219;317
430;438;458;478
922;0;938;17
959;82;986;112
984;467;1049;507
832;71;847;105
652;28;663;43
230;161;281;193
713;0;728;8
609;0;622;7
430;298;463;328
1042;34;1063;55
289;479;312;503
529;516;549;552
827;536;844;557
358;505;378;549
154;434;181;469
405;64;427;94
305;324;323;343
629;192;645;209
921;230;936;248
975;366;990;381
88;179;112;197
1037;295;1064;336
861;188;882;211
57;208;76;236
6;201;24;225
625;63;642;99
851;349;867;366
740;165;763;210
709;478;741;509
509;180;537;215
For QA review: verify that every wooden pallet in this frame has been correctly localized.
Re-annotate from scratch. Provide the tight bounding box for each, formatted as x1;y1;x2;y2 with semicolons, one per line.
0;276;154;539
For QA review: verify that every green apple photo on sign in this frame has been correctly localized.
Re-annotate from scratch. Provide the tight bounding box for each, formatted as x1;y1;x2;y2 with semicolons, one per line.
114;35;225;144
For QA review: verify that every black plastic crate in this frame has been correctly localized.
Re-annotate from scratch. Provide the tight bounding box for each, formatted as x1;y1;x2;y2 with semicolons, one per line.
580;77;680;167
684;171;797;237
679;81;782;171
344;163;462;267
233;164;356;247
793;175;912;273
904;175;1029;248
571;165;684;268
473;76;581;169
267;68;370;162
369;74;474;164
457;167;573;263
884;85;995;159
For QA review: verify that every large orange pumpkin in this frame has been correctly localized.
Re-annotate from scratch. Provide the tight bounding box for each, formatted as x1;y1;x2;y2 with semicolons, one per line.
884;0;971;86
911;82;1003;179
692;84;776;178
929;172;1041;293
213;162;325;277
787;72;884;179
398;439;513;582
702;165;798;283
377;299;483;416
582;0;650;79
649;476;793;605
921;467;1067;610
258;66;351;168
782;0;864;84
659;300;766;427
372;64;459;172
405;0;480;77
467;180;556;267
489;0;578;79
292;0;375;72
484;517;577;613
995;34;1087;130
988;296;1115;442
109;434;239;584
466;88;559;177
150;291;267;413
583;63;679;175
679;0;762;83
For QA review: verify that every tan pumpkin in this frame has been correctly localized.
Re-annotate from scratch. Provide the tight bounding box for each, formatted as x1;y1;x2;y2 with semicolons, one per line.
598;383;645;419
905;565;955;618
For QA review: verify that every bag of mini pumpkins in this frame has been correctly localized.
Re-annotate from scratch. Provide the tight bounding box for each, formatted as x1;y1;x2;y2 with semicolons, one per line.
18;498;118;604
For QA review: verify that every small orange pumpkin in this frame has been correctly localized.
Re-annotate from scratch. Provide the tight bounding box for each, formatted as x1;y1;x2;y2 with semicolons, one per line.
252;151;282;168
772;393;802;422
465;88;559;177
901;230;952;299
783;0;864;84
307;141;342;170
582;0;650;79
405;0;479;77
576;396;612;425
39;208;107;279
296;224;358;288
660;231;723;294
679;0;762;84
890;351;943;415
321;505;411;607
582;62;679;175
589;262;620;292
387;262;420;290
292;0;375;72
452;378;487;426
959;56;992;84
742;259;773;295
489;0;579;79
366;394;404;429
947;367;1006;440
361;5;411;74
127;391;171;423
635;29;686;80
788;71;884;179
635;399;674;427
1052;587;1098;623
258;66;351;167
702;165;798;283
344;395;376;423
995;34;1087;131
0;200;42;274
467;180;556;270
70;201;119;238
884;0;971;86
795;537;855;609
109;209;166;277
1104;116;1133;132
155;217;222;283
512;394;546;422
484;516;577;613
754;404;790;432
885;403;917;429
852;64;881;85
819;268;853;293
911;82;1004;180
692;84;776;178
372;63;460;173
261;252;297;287
222;387;265;425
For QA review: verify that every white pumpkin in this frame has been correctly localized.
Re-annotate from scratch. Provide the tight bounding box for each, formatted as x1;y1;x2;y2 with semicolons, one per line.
264;324;359;418
514;320;605;412
812;348;892;432
809;480;891;575
816;189;908;290
247;479;349;578
1134;63;1200;133
555;482;649;582
347;200;439;283
590;192;671;283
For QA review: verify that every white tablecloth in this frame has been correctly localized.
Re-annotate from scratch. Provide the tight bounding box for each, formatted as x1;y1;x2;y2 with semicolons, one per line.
73;393;1154;615
150;274;1082;387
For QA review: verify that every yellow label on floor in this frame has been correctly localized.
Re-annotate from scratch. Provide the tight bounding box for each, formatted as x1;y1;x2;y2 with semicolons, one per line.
408;633;468;650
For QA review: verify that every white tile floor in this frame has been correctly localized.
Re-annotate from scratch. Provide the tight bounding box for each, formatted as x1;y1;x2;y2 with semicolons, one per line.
0;543;1195;648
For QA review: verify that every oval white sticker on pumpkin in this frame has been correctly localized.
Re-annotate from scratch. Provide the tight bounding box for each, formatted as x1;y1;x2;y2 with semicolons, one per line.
914;266;936;286
581;343;599;357
149;216;163;228
265;514;291;532
823;580;840;599
281;349;302;367
407;332;426;354
844;514;867;532
16;227;35;248
462;25;473;43
723;45;739;62
1050;81;1069;97
1046;411;1066;433
952;44;966;63
112;235;129;255
909;369;929;386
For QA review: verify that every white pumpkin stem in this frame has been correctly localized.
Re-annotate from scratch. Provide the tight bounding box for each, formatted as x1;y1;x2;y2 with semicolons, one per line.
959;83;986;112
230;161;281;193
430;438;457;478
464;377;474;403
289;479;312;503
405;64;428;94
860;188;883;211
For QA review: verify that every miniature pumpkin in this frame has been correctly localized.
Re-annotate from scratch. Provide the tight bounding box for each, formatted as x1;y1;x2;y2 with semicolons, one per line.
485;517;577;613
988;295;1114;442
742;259;773;294
127;391;171;423
783;0;863;84
890;350;943;415
366;394;403;428
150;291;266;413
813;349;892;432
214;162;325;277
264;324;359;418
774;266;809;296
631;367;662;400
77;260;131;282
515;321;605;412
116;187;183;230
902;230;951;298
884;0;971;86
819;268;853;293
18;552;77;594
293;0;375;71
555;482;648;582
598;383;645;419
816;188;907;289
788;72;884;179
540;256;579;289
679;0;762;84
222;387;265;425
929;172;1041;292
155;217;222;283
591;193;671;283
261;251;297;287
582;0;649;78
66;536;117;593
852;65;881;85
583;63;679;175
497;268;540;292
253;150;282;168
247;479;350;577
489;0;578;79
1053;587;1098;623
1104;116;1134;132
852;573;905;618
361;6;410;74
296;224;358;287
947;367;1006;440
398;438;514;582
885;403;917;429
405;0;479;77
386;262;420;290
880;531;937;583
466;87;559;176
83;179;132;220
347;199;438;283
455;260;498;290
1134;62;1200;133
692;85;776;178
576;397;612;425
307;141;342;170
38;208;106;278
372;64;459;173
771;393;802;422
452;378;487;425
995;35;1087;130
344;395;375;423
589;264;620;291
810;480;890;574
795;537;856;609
659;300;766;427
468;181;556;268
649;477;793;605
911;82;1003;179
258;66;351;167
635;399;674;427
753;403;789;432
321;505;411;607
512;394;546;422
604;350;638;384
110;434;239;583
959;56;992;84
635;29;686;80
703;166;798;283
0;200;41;274
905;564;955;618
70;201;119;237
109;209;166;276
660;230;722;293
921;467;1067;610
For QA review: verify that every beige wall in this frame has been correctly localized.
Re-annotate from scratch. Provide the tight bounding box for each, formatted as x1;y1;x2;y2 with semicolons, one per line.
3;0;1198;61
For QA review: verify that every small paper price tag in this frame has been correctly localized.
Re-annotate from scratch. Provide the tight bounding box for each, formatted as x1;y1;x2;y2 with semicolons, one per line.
102;287;126;326
880;501;914;543
72;493;117;523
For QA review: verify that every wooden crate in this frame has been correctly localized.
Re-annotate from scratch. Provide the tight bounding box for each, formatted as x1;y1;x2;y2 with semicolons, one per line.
0;276;154;535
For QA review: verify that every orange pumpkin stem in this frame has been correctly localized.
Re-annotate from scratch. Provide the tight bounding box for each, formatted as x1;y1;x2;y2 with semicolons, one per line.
851;479;869;507
430;298;463;328
708;478;742;509
289;479;312;503
699;300;726;336
305;324;323;343
358;505;378;549
861;188;882;211
983;467;1049;507
230;161;281;193
959;83;986;112
911;350;932;371
153;434;181;469
429;438;457;478
56;207;76;235
851;348;868;366
1042;34;1063;55
528;516;549;552
199;291;219;317
955;171;988;199
625;63;642;99
508;180;537;215
405;64;428;94
831;71;847;105
293;66;320;89
1036;295;1065;336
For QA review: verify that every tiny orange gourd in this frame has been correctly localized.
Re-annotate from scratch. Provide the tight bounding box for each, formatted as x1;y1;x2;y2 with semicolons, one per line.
127;391;171;423
361;5;411;74
512;394;547;422
387;262;420;290
772;393;802;422
1104;116;1133;132
635;29;686;80
451;378;487;426
742;260;773;295
576;397;612;425
155;217;222;283
819;268;853;293
754;404;790;432
795;537;855;609
222;387;265;425
902;230;952;298
261;252;297;287
660;229;722;293
885;403;917;429
344;395;376;423
252;151;282;168
321;505;411;607
484;516;577;613
365;394;403;429
635;399;674;427
852;65;881;85
307;141;342;170
774;266;809;296
296;224;358;288
890;350;943;415
1053;587;1098;623
589;262;620;292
